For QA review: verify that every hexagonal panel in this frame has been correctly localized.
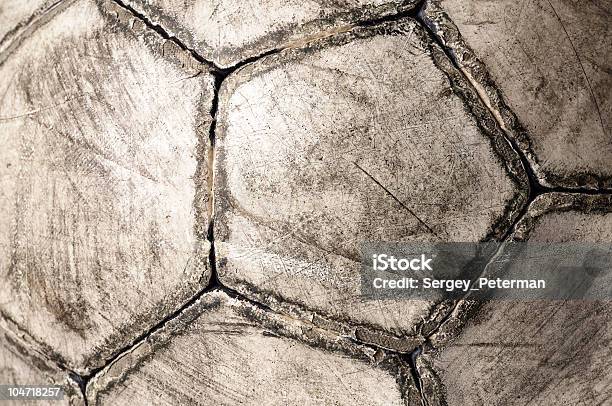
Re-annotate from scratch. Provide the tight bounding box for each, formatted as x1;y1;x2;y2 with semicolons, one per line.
423;0;612;188
123;0;421;67
0;0;213;372
214;19;528;347
421;193;612;405
87;291;417;405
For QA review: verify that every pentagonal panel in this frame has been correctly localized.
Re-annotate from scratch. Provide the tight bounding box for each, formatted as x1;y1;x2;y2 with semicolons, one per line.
214;19;528;347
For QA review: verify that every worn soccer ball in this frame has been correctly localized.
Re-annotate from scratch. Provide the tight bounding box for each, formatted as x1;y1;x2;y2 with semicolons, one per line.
0;0;610;404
